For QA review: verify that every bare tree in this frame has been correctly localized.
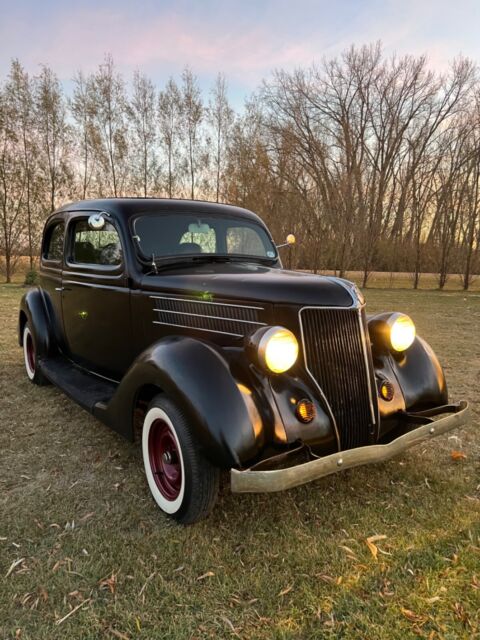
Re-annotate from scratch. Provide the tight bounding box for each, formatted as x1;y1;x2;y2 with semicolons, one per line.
91;55;128;196
208;73;233;202
158;78;182;198
71;71;97;199
181;68;203;199
0;83;27;282
34;65;70;213
5;60;36;268
129;71;157;197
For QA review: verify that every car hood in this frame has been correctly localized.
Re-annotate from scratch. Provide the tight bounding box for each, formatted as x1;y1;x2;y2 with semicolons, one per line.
141;262;356;307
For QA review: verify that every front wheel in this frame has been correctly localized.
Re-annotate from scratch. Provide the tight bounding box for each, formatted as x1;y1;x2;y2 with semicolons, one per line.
142;395;220;524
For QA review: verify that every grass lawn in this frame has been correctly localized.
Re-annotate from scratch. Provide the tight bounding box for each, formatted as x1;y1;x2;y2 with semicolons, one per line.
0;284;479;639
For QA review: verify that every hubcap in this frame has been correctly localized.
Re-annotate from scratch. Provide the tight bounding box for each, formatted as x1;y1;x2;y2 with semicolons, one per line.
148;419;182;501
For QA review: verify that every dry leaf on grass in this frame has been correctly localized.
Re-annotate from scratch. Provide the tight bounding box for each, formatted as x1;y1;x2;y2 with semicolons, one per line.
196;571;214;581
278;584;293;597
55;598;91;626
338;545;358;560
109;630;130;640
451;450;467;461
365;534;387;560
5;558;25;578
401;607;426;624
99;572;117;594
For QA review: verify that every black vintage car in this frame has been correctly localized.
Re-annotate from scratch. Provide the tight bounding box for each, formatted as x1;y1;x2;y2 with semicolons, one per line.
19;198;469;523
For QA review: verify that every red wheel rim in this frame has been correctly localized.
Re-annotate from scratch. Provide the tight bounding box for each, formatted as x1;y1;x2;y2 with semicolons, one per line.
26;332;35;373
148;419;182;500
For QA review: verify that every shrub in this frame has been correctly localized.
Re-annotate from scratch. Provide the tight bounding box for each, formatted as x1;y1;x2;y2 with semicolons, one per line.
24;268;39;286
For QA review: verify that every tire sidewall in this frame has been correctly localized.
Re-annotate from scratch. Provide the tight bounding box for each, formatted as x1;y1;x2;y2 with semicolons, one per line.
142;404;186;515
23;324;36;381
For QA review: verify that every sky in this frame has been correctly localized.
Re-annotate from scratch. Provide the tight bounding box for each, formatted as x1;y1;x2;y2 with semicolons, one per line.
0;0;479;106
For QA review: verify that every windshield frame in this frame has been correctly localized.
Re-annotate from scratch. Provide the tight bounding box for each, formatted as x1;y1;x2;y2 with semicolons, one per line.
130;210;279;267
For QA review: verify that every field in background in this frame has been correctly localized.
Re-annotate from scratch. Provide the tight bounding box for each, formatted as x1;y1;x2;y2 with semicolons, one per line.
0;284;479;639
2;258;480;291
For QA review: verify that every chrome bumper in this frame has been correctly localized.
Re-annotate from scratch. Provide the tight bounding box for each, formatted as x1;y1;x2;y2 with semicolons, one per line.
231;402;470;493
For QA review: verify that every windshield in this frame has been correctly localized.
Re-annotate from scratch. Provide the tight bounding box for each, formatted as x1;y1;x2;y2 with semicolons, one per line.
132;212;277;262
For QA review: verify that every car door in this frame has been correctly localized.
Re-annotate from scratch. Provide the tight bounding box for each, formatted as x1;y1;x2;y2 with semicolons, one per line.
39;217;66;348
61;213;132;379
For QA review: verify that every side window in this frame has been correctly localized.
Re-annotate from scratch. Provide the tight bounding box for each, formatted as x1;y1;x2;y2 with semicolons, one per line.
226;226;267;256
43;222;64;262
71;220;122;266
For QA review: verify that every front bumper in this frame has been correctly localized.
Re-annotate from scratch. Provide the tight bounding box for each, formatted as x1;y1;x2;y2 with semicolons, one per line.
231;402;470;493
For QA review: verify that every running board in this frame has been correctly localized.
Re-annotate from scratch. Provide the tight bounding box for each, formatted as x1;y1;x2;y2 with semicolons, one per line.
39;356;117;413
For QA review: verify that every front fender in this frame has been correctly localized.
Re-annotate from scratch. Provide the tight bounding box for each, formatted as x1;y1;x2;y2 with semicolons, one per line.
388;335;448;410
18;288;52;358
100;336;262;468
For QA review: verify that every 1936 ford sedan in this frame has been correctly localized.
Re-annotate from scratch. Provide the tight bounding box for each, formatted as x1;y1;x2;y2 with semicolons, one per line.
19;198;469;523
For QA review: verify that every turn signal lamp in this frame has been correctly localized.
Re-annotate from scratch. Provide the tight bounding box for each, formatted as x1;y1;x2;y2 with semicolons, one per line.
296;399;316;423
380;380;394;401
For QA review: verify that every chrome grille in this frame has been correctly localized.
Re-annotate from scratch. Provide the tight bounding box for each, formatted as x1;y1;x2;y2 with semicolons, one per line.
151;295;265;338
299;307;376;449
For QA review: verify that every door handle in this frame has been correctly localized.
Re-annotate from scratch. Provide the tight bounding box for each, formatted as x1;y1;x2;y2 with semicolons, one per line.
55;287;72;292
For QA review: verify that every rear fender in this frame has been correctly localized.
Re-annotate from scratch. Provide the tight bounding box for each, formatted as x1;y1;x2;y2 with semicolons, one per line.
99;336;262;468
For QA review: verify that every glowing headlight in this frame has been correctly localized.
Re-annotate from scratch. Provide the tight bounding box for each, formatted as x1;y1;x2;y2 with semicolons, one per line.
247;326;299;374
389;314;416;352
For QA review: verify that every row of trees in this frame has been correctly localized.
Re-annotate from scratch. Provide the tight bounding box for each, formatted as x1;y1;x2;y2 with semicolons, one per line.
1;45;479;287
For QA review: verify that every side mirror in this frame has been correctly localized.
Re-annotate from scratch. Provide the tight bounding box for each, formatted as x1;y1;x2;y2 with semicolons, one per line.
276;233;296;249
88;212;109;230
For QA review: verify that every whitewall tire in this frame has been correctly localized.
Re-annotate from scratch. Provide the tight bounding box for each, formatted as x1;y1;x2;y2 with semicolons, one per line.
141;395;220;524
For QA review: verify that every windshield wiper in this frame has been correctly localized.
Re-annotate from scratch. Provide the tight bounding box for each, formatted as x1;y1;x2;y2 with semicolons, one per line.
149;254;275;274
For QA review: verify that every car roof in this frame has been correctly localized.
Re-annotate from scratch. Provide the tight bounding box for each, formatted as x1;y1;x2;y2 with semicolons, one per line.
51;197;265;226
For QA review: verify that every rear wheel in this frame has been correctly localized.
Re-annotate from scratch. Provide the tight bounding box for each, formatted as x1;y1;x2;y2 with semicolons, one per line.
142;395;220;524
23;323;49;385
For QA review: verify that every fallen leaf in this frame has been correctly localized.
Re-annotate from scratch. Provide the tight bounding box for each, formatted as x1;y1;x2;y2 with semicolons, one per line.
365;534;387;560
55;598;91;625
109;630;129;640
368;534;388;543
196;571;214;581
221;616;238;635
278;584;293;597
338;545;357;559
451;450;467;461
99;572;118;594
401;607;424;623
5;558;25;578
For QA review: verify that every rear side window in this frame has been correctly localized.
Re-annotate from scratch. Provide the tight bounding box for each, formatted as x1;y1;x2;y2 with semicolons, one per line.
71;220;122;266
43;222;64;262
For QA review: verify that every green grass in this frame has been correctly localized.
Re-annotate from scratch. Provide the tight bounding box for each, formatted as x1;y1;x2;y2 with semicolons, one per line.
0;285;479;639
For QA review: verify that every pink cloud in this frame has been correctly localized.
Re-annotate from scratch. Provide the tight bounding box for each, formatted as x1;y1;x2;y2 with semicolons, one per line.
0;6;321;85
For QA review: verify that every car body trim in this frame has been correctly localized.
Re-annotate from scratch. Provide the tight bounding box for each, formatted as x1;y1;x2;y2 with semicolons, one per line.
231;402;470;492
153;307;267;326
152;320;243;338
149;295;264;311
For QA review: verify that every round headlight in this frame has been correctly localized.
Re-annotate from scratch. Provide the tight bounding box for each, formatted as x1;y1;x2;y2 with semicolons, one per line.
248;326;299;374
389;314;416;352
